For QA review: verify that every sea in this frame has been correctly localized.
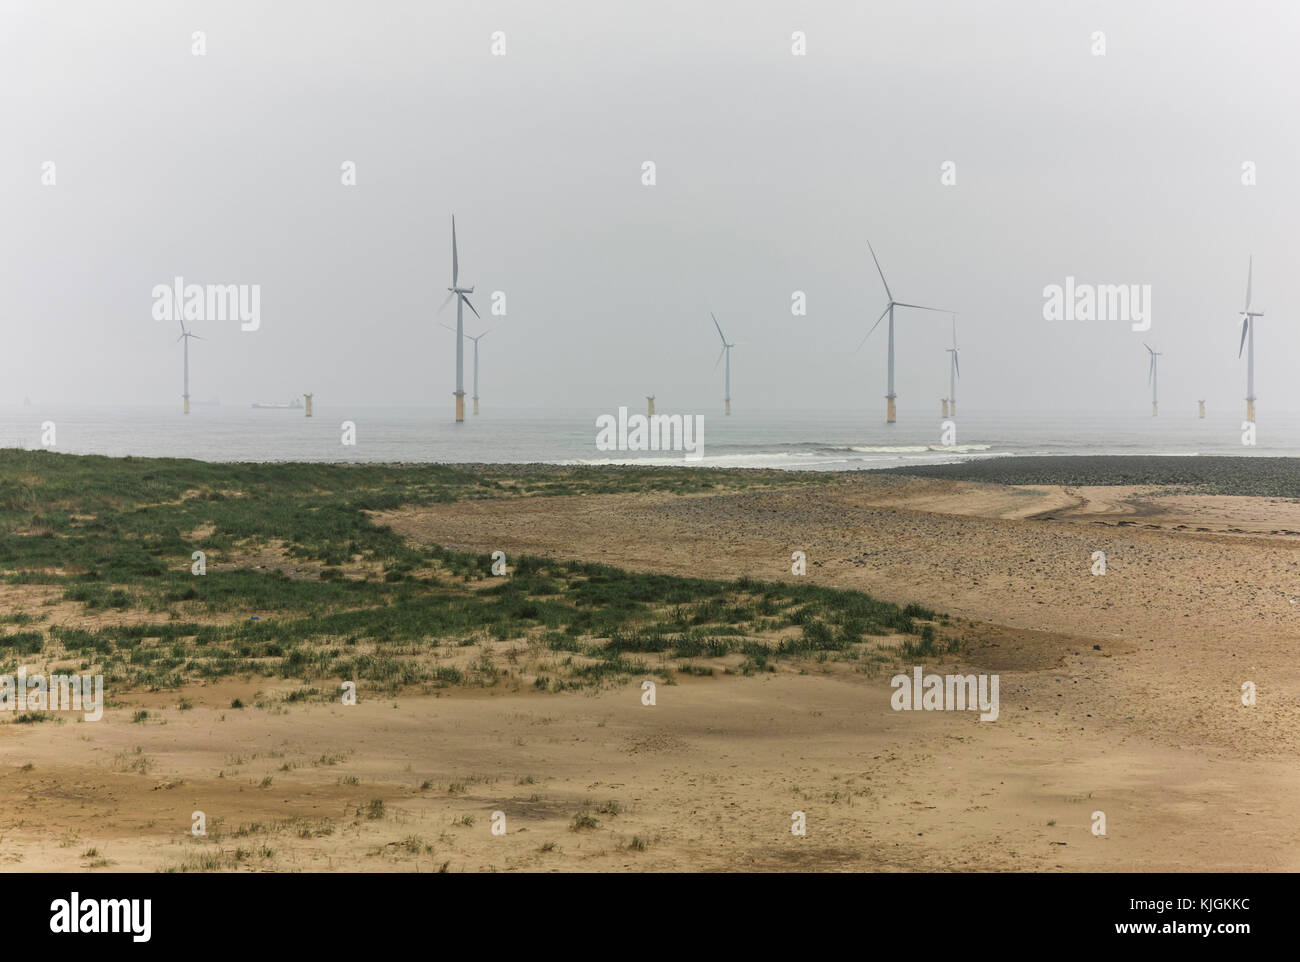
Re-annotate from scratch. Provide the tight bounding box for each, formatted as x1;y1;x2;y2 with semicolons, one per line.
1;405;1295;471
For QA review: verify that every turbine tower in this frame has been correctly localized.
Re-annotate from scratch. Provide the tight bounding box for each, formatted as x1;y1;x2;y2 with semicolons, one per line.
1237;256;1263;423
859;241;950;423
443;325;490;415
711;313;734;415
176;319;203;414
439;216;479;422
945;313;960;418
1144;343;1162;416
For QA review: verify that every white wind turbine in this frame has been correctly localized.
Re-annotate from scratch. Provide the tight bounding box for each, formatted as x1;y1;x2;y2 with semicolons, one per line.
1144;342;1162;416
945;313;960;418
442;325;490;415
176;319;204;414
438;216;479;422
858;241;951;423
1237;256;1263;423
711;313;735;415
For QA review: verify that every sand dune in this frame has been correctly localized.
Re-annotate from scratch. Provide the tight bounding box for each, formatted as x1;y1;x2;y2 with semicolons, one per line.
6;472;1298;872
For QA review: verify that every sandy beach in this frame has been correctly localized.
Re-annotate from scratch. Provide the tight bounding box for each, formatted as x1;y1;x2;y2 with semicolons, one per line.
3;457;1298;872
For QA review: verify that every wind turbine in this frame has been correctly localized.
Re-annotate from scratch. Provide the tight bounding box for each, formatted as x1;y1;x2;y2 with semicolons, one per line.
176;319;203;414
1144;342;1162;416
711;313;734;415
438;216;479;422
945;313;960;418
442;325;490;415
1237;256;1263;423
858;241;951;423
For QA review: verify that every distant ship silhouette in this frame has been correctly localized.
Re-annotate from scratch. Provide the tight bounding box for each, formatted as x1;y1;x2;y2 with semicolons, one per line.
252;397;303;410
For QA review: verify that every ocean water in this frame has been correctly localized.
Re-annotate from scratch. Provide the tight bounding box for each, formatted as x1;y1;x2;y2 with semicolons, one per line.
0;405;1295;470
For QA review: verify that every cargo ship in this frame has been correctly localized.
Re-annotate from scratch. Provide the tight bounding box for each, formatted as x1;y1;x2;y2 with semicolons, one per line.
251;397;303;410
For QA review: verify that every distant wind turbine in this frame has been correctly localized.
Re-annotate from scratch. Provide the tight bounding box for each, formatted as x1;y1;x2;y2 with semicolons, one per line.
442;325;490;415
858;241;951;423
176;319;204;414
945;313;960;418
711;313;734;415
438;216;479;422
1237;256;1263;423
1144;342;1162;416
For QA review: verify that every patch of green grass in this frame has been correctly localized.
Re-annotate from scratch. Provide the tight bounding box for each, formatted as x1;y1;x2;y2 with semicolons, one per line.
0;451;944;696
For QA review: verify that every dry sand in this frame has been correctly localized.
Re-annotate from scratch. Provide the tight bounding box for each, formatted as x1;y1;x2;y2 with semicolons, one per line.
4;473;1298;872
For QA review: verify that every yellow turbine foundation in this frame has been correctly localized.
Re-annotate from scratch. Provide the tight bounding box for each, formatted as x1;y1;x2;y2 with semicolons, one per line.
725;399;731;416
886;397;896;424
304;395;313;417
183;396;190;414
949;400;957;417
1247;400;1256;423
1197;401;1205;419
473;397;479;415
1152;402;1158;417
940;399;949;418
455;394;465;422
647;398;655;416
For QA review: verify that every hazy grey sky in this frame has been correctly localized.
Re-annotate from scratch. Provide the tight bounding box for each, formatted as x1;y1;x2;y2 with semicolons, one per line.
3;0;1297;414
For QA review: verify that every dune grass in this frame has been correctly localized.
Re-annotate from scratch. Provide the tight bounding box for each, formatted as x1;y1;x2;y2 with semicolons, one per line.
0;450;948;694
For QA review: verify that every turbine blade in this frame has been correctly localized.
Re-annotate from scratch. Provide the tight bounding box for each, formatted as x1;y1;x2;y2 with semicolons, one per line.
461;294;480;319
711;312;726;344
1239;317;1249;358
1245;255;1253;311
451;216;459;287
893;302;951;314
954;351;960;377
440;323;458;334
713;346;725;371
438;291;455;313
867;241;893;302
855;304;891;352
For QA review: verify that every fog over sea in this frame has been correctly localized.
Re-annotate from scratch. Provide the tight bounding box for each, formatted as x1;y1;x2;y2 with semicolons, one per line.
3;406;1297;470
